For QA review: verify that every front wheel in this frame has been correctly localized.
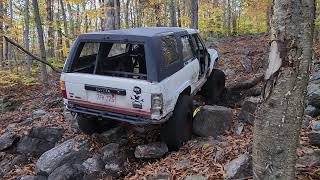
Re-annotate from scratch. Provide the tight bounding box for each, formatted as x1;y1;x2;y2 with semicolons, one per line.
202;69;226;104
160;95;194;151
76;114;117;135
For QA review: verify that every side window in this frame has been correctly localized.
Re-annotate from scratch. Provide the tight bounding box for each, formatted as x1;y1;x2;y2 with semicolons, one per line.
108;43;127;57
181;36;194;61
72;42;99;73
161;35;178;65
193;34;205;50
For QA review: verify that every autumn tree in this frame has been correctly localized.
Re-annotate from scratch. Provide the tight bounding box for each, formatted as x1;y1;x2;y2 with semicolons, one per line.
253;0;315;179
190;0;198;29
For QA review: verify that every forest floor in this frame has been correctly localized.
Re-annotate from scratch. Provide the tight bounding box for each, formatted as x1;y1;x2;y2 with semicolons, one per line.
0;34;319;179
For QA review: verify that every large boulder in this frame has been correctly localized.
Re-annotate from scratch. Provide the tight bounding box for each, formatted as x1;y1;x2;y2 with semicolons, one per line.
30;127;64;143
238;97;259;125
185;175;207;180
19;175;47;180
47;163;85;180
82;157;104;174
224;154;252;179
193;106;233;137
297;148;320;167
36;138;89;175
0;132;19;151
93;127;126;144
134;142;168;159
101;143;125;176
32;109;47;119
307;82;320;108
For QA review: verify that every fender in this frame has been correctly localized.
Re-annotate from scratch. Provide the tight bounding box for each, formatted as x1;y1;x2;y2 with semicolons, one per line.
207;48;219;76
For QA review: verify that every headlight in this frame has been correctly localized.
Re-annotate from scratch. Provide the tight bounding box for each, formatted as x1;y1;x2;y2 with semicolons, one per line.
151;94;163;117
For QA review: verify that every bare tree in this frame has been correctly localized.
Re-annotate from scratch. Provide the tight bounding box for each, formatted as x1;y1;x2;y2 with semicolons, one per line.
105;0;115;30
124;0;130;28
67;3;75;38
32;0;48;84
190;0;198;29
56;0;64;60
60;0;70;48
114;0;120;29
23;0;31;77
253;0;315;179
7;0;14;70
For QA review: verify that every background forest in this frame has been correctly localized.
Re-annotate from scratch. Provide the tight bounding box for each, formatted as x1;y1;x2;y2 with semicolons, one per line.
0;0;277;83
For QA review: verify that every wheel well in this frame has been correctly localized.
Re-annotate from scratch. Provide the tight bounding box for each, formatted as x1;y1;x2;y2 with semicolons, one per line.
181;86;191;96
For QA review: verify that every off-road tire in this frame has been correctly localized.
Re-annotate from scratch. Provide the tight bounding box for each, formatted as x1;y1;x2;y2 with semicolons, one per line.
160;95;194;151
202;69;226;104
76;114;117;134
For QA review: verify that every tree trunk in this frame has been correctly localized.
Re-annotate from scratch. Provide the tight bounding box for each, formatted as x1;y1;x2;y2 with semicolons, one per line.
125;0;130;28
32;0;48;84
227;0;231;35
190;0;198;29
60;0;70;48
155;1;161;27
0;0;3;69
23;0;31;78
114;0;120;29
67;3;75;38
46;0;54;59
253;0;315;179
177;0;182;27
170;0;177;27
105;0;115;30
8;0;14;71
56;0;64;60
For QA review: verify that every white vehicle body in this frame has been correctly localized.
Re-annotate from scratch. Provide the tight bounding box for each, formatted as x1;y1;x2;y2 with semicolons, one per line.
60;27;218;125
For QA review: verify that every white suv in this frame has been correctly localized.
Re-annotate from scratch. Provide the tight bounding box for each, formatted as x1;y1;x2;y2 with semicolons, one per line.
60;27;225;150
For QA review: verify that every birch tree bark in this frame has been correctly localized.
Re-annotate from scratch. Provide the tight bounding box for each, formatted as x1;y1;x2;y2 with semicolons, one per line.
253;0;315;179
23;0;31;78
67;3;75;38
114;0;120;29
105;0;115;30
32;0;48;84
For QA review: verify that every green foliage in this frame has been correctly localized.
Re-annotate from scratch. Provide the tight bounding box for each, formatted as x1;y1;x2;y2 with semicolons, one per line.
0;70;39;86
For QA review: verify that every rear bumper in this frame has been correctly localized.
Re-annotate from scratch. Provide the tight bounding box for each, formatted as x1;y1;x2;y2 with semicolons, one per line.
66;103;171;125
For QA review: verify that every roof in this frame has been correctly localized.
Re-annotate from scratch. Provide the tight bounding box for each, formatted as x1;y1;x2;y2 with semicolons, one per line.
83;27;198;37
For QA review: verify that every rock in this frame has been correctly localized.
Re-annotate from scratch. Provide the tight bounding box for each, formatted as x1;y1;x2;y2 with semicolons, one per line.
94;127;126;144
47;163;84;180
193;106;233;137
311;120;320;131
311;71;320;84
104;160;123;175
307;83;320;108
302;118;311;129
238;112;255;125
19;118;34;126
214;147;224;162
240;59;253;73
134;142;168;159
156;172;170;180
36;138;89;175
32;109;47;119
30;127;64;143
297;148;320;167
102;143;120;163
176;159;191;170
82;157;104;173
309;131;320;147
185;175;207;180
17;136;55;156
224;69;236;77
224;154;252;179
0;155;30;177
0;132;19;151
19;175;47;180
241;98;259;113
305;105;320;117
235;123;244;135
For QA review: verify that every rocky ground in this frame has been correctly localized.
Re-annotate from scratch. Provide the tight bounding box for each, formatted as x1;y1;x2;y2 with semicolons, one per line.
0;34;320;180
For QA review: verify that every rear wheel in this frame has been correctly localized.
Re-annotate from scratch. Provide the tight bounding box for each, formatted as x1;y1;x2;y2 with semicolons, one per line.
76;114;117;134
160;95;194;151
202;69;226;104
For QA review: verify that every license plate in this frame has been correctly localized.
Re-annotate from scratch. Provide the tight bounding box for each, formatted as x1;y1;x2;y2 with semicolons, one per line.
97;93;116;105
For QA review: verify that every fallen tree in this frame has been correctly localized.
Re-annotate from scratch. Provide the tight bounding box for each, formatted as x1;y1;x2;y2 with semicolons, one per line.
3;36;62;73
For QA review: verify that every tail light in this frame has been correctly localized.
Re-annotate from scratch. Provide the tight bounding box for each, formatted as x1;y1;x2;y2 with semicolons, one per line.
60;81;67;99
151;94;163;117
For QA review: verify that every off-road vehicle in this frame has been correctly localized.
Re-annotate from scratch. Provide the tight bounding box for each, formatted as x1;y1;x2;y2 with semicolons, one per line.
60;27;225;150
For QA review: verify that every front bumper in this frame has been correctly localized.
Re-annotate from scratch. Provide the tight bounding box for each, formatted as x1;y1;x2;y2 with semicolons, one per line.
66;104;171;125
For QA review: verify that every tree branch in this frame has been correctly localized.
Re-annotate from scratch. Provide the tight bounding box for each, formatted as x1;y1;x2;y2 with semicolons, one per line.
3;36;62;73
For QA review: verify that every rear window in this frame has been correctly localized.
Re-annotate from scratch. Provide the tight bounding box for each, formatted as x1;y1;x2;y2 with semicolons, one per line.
70;42;147;80
161;35;178;65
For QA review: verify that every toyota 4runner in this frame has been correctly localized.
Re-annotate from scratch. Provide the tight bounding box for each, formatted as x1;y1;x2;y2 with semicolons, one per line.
60;27;225;150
